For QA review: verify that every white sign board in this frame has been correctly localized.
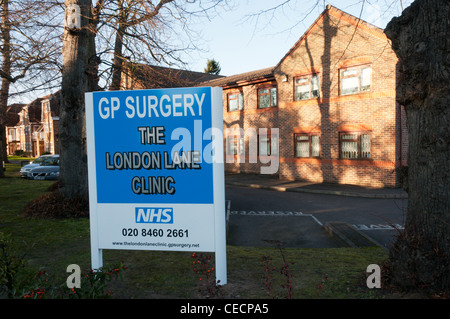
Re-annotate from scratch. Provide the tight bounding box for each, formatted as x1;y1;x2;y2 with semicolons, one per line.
85;87;226;284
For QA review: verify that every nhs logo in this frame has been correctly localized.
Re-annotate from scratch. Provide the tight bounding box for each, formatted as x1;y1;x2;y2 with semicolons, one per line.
135;207;173;224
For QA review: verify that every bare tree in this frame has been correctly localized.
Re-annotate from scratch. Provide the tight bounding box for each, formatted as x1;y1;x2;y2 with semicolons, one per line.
104;0;227;91
59;0;227;198
108;0;175;90
0;0;61;176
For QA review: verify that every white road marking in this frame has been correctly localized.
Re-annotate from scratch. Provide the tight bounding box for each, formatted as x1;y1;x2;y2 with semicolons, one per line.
227;208;403;230
352;224;404;230
226;200;231;222
227;209;324;226
228;210;303;216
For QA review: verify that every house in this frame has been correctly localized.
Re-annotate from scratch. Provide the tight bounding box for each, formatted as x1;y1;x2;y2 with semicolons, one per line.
5;91;60;157
201;5;408;188
5;103;25;155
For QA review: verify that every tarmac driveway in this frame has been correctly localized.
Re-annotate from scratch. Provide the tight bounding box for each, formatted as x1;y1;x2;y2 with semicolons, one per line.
225;184;407;250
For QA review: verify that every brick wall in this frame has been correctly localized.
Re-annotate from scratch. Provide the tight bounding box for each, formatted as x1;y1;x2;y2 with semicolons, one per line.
222;6;406;188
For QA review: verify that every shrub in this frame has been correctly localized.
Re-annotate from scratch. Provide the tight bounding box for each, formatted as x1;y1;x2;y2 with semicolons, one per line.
22;263;127;299
0;232;26;298
23;191;89;218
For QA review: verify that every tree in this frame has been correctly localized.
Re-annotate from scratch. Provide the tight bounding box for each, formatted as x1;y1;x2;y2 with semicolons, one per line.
107;0;228;91
59;0;102;199
0;0;12;176
204;59;221;74
244;0;448;292
59;0;227;198
108;0;176;91
0;0;61;177
384;0;449;292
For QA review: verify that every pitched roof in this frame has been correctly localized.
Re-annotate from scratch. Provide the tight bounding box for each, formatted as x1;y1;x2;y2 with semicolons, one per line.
275;4;387;69
27;91;61;122
6;91;61;127
199;67;275;88
45;91;61;118
199;5;387;89
124;63;224;89
5;103;25;126
27;99;42;123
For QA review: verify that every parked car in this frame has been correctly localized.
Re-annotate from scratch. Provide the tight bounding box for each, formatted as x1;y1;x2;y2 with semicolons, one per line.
27;155;60;180
20;154;55;178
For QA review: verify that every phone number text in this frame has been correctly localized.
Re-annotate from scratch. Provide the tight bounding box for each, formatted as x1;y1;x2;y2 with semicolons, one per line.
121;228;189;238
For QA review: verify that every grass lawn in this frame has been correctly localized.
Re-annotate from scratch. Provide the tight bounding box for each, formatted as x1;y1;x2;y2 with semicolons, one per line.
1;158;391;299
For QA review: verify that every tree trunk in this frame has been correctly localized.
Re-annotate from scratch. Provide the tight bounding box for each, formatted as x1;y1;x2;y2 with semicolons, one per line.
385;0;449;292
0;0;12;178
109;0;127;91
59;0;93;199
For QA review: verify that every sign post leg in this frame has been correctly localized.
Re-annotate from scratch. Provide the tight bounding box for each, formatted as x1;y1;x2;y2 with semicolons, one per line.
215;247;227;286
211;87;227;285
91;248;103;271
215;198;227;285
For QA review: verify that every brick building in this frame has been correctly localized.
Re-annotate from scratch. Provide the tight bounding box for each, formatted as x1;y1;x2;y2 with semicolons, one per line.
5;91;60;157
203;5;408;188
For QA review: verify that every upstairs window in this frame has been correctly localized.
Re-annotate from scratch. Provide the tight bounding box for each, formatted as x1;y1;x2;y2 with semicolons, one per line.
295;74;320;100
295;134;320;158
339;132;371;159
340;65;372;95
258;87;277;108
227;92;243;111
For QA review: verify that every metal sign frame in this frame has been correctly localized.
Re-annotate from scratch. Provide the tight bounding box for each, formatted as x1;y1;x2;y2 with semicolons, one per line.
85;87;226;285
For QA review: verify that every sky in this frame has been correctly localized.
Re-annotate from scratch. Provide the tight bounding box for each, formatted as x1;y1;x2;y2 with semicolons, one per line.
186;0;413;76
9;0;413;104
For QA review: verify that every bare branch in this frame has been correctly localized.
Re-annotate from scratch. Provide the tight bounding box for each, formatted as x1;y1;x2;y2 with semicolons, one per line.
128;0;174;27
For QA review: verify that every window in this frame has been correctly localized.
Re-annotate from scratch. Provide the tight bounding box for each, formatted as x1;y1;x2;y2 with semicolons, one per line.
258;87;277;108
228;92;243;111
259;129;278;156
339;132;371;159
227;135;244;155
9;129;16;141
227;136;238;155
295;74;320;100
295;134;320;158
340;65;372;95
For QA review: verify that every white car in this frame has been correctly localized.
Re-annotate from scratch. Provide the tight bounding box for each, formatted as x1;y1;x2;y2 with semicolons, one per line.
20;155;55;178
